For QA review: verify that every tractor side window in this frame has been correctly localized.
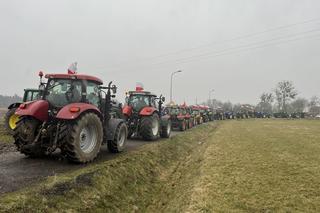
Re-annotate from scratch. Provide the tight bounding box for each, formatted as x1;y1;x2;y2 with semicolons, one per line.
86;82;100;107
25;92;33;102
151;97;157;108
32;91;40;100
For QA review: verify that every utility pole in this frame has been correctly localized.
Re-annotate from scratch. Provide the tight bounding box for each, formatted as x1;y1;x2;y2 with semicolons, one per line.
170;70;182;103
209;89;214;108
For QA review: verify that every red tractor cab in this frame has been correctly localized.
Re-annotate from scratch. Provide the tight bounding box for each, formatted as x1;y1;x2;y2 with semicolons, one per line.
122;87;171;140
14;72;128;163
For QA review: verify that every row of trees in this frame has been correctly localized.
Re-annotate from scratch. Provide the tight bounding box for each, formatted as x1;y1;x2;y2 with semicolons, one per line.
256;81;319;116
0;95;22;108
206;81;320;117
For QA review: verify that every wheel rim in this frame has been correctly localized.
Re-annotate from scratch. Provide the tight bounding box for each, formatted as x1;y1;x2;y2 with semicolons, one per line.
118;127;126;147
152;119;159;136
79;125;97;154
9;114;20;130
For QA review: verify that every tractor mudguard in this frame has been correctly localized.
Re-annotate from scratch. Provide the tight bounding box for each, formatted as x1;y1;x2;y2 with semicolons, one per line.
105;118;126;141
160;115;170;127
139;107;157;116
56;103;101;120
8;102;21;110
15;100;49;121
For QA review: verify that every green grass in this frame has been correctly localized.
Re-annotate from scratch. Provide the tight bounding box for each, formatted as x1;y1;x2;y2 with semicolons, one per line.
0;123;219;212
1;119;320;212
187;119;320;212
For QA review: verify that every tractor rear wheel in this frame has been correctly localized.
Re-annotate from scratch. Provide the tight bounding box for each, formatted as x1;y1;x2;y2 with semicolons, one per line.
160;120;171;138
108;122;127;153
13;117;45;157
4;107;19;135
64;113;103;163
140;113;160;141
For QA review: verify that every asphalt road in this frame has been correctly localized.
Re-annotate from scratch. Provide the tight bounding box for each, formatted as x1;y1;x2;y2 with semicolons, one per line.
0;132;180;195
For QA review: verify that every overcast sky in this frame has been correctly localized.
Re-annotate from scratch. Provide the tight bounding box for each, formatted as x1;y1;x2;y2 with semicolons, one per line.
0;0;319;105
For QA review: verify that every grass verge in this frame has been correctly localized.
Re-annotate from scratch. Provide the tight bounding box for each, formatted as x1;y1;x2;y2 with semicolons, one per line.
0;122;219;212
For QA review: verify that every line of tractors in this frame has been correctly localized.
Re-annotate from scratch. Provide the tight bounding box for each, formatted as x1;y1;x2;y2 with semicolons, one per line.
3;70;216;163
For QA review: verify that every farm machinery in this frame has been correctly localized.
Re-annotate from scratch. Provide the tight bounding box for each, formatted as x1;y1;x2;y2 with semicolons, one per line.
164;103;193;131
122;86;171;140
4;89;40;134
191;105;203;125
13;71;127;163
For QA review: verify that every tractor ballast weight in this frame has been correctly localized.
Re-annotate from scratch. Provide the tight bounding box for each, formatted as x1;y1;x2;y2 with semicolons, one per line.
123;89;171;140
13;72;127;163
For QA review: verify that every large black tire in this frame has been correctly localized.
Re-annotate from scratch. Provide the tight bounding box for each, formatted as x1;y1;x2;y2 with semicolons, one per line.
160;120;171;138
64;113;103;163
4;107;19;135
140;113;160;141
13;117;45;157
179;120;186;131
108;122;127;153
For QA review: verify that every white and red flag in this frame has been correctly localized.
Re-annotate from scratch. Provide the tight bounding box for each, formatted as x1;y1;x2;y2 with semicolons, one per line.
68;62;78;74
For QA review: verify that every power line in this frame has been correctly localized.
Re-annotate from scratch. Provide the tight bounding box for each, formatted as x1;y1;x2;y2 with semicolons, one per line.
93;17;320;71
150;28;320;66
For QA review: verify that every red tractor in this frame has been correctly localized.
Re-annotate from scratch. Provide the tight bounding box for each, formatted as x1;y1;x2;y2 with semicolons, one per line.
180;103;194;129
122;87;171;140
13;72;127;163
164;104;187;131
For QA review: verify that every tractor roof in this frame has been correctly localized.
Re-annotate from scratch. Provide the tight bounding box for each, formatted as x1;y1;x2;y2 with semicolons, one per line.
24;88;39;92
45;73;103;85
128;91;157;97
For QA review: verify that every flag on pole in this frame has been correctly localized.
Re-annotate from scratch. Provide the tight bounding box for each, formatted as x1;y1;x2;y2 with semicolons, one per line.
68;62;78;74
136;82;144;91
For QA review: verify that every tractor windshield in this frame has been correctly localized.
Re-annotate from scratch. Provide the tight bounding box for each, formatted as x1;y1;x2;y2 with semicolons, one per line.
128;94;151;112
45;79;82;108
166;107;179;115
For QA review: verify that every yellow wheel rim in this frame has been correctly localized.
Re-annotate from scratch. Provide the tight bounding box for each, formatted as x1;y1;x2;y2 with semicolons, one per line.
9;114;20;130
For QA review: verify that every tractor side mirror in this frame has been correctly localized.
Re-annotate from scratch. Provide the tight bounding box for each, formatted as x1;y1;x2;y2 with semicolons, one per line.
39;84;45;91
111;85;117;94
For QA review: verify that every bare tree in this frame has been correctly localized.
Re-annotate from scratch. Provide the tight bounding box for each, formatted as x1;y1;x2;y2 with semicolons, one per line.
256;92;274;113
290;98;308;113
274;81;297;112
309;96;320;116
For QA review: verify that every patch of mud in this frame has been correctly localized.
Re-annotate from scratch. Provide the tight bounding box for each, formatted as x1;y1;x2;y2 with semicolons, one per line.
41;171;97;196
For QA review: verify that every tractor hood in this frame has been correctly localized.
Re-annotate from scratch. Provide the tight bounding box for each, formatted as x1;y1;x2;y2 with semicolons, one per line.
15;100;49;121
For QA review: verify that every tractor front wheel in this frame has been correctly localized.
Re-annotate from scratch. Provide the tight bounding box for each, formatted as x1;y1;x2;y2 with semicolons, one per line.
108;122;127;153
140;113;160;141
64;113;103;163
4;107;19;135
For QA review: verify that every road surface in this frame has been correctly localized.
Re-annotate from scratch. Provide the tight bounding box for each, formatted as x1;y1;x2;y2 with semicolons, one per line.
0;132;179;195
